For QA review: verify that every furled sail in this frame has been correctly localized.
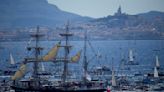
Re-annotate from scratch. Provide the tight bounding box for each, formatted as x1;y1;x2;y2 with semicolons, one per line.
129;49;134;62
10;53;15;65
71;50;82;62
42;42;61;61
11;64;26;80
154;67;159;78
155;55;160;68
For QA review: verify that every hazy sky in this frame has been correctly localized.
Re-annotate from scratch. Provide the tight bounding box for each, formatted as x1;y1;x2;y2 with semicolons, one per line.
48;0;164;18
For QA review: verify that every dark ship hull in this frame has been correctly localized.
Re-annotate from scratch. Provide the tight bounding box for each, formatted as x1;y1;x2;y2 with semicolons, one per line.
147;73;164;77
125;62;139;65
11;86;106;92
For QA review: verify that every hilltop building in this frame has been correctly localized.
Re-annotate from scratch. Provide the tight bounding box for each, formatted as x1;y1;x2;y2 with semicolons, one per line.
114;5;126;16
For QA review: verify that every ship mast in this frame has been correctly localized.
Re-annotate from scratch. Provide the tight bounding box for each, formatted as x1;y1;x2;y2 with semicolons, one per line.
60;22;73;83
29;26;44;81
83;30;88;84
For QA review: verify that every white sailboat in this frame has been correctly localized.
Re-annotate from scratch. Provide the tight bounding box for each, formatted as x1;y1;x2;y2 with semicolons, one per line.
147;56;162;77
2;53;17;76
155;55;160;68
41;63;45;72
85;72;91;81
127;49;138;65
129;49;134;62
10;53;15;65
112;67;116;86
154;67;159;78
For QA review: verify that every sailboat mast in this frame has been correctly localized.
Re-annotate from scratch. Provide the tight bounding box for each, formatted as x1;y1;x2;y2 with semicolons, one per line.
119;48;124;75
64;24;69;83
60;22;73;83
83;30;88;83
29;26;44;80
33;26;40;79
111;57;116;86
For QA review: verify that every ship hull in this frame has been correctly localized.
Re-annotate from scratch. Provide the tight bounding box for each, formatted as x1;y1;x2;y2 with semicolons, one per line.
11;86;106;92
147;73;164;77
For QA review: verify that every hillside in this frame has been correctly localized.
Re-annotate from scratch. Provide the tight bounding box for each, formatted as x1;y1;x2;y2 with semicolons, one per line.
0;0;91;27
80;10;164;40
0;0;164;40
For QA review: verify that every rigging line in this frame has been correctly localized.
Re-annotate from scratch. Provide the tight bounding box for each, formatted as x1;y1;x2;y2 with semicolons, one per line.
87;40;96;54
87;39;103;60
87;40;97;55
88;55;99;70
87;54;97;64
87;40;104;68
81;54;96;73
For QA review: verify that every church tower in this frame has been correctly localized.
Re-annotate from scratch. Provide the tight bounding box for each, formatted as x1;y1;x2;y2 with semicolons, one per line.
115;5;123;16
118;5;122;15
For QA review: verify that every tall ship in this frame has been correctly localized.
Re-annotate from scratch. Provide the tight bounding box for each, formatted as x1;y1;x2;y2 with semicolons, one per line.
11;24;106;92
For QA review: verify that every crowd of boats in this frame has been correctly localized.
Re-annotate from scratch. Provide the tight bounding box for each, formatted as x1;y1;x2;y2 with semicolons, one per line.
0;25;164;92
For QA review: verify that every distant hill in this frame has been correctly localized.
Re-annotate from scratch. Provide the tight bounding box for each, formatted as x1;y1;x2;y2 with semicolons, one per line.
138;11;164;20
0;0;164;40
81;10;164;40
0;0;92;27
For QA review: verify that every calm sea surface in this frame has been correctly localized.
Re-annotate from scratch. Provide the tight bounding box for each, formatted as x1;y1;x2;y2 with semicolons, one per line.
0;40;164;72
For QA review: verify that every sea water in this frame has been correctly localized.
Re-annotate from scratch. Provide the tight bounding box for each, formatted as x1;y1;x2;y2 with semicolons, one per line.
0;40;163;73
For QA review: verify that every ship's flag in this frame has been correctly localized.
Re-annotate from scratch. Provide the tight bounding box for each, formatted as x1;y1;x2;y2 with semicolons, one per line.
71;50;82;62
43;42;61;61
11;64;26;80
